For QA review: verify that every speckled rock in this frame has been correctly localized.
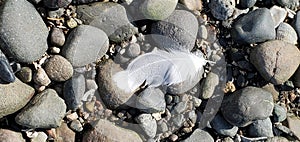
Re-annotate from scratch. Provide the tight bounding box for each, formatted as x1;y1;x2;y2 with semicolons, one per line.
16;67;32;83
50;28;65;47
0;78;34;118
221;87;274;127
44;55;73;82
151;10;198;51
0;129;25;142
43;0;71;9
97;60;135;109
0;50;15;83
136;114;157;138
63;74;85;110
239;0;256;8
62;25;109;67
276;22;298;44
0;0;48;63
135;87;166;113
82;119;142;142
182;129;214;142
250;40;300;85
180;0;202;11
231;8;275;44
15;89;66;129
140;0;177;20
209;0;235;20
77;2;138;42
210;113;238;137
33;68;51;86
248;118;274;137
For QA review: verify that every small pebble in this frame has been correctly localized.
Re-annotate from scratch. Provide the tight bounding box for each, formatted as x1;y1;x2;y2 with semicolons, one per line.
16;67;32;83
50;28;65;47
44;55;73;82
70;120;83;132
125;43;141;58
33;68;51;86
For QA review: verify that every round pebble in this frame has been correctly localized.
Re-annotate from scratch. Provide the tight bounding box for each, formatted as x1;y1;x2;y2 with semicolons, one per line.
125;43;141;58
50;28;65;47
33;68;51;86
276;22;298;44
44;55;73;82
140;0;178;20
16;67;32;83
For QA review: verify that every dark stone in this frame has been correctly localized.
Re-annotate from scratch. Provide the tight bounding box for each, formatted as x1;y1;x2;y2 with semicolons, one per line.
0;51;15;83
248;118;274;137
63;74;86;110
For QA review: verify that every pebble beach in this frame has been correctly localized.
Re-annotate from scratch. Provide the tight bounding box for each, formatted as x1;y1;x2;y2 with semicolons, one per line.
0;0;300;141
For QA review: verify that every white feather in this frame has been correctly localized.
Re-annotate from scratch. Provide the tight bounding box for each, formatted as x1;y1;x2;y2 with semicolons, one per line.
113;50;207;93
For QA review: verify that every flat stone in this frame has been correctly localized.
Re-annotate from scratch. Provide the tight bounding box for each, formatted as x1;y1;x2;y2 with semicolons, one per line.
248;118;274;137
44;55;73;82
135;87;166;113
0;0;48;63
250;40;300;85
77;2;138;43
276;22;298;44
63;73;86;110
0;78;35;118
0;50;15;83
209;0;235;20
97;60;135;109
82;119;142;142
136;114;157;138
62;25;109;67
139;0;178;20
16;67;32;83
182;129;214;142
221;86;274;127
231;8;275;44
15;89;66;129
210;113;238;137
0;129;25;142
151;10;198;51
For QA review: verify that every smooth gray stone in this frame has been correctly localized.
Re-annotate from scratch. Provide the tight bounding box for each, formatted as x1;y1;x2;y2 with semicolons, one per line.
209;0;235;20
77;2;138;43
248;118;274;137
0;0;48;63
0;78;35;119
63;74;86;110
135;87;166;113
172;101;187;114
231;8;275;44
136;114;157;138
139;0;178;20
272;104;287;122
0;51;15;83
50;27;65;47
276;22;298;44
16;67;32;83
62;25;109;67
15;89;66;129
182;129;214;142
172;114;185;128
221;86;274;127
210;113;238;137
151;10;199;51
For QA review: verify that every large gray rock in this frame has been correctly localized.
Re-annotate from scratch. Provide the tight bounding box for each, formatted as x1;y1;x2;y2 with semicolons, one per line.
221;87;274;127
250;40;300;85
77;2;138;43
139;0;178;20
82;119;142;142
231;8;275;44
0;0;48;63
0;78;35;119
182;129;214;142
151;10;198;51
0;129;25;142
135;87;166;113
97;60;134;109
62;25;109;67
15;89;66;129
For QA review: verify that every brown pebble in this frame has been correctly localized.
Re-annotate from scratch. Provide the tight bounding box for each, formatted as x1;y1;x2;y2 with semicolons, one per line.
50;28;65;47
44;55;73;82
